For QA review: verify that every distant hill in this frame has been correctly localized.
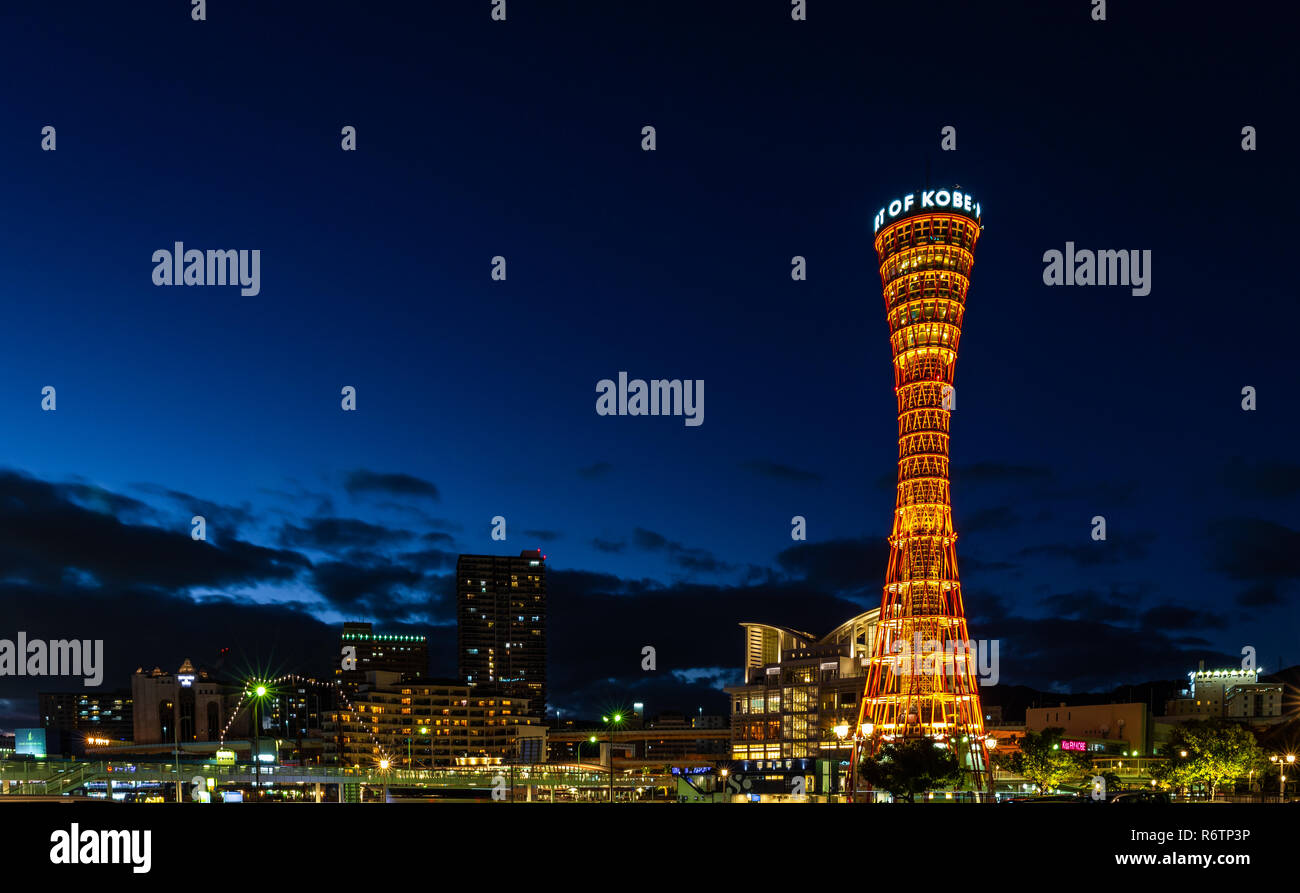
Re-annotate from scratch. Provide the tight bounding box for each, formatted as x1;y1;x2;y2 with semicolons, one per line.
1261;664;1300;716
981;679;1185;723
981;665;1300;724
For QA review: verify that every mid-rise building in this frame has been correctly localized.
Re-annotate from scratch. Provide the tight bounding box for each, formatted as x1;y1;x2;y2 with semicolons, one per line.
336;622;428;689
457;551;547;716
330;671;545;767
1165;664;1282;721
726;612;879;763
39;688;134;744
131;659;244;745
1024;702;1150;755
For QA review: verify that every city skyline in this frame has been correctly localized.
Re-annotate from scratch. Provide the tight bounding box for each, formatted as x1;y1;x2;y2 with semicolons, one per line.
2;1;1296;732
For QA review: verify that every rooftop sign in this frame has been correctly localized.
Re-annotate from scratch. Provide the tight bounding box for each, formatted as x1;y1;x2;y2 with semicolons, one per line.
874;188;982;233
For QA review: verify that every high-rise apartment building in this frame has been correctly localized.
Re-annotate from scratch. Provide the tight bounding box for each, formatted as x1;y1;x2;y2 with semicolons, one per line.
457;550;547;716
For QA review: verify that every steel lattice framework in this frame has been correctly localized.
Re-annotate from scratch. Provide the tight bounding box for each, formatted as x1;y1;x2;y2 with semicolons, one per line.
851;198;992;798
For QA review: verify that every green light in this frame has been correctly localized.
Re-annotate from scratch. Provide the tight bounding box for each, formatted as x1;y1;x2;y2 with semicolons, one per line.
589;735;597;743
613;713;622;723
255;685;267;697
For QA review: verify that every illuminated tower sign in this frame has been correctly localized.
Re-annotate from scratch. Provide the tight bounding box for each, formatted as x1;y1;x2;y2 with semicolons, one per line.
852;187;992;796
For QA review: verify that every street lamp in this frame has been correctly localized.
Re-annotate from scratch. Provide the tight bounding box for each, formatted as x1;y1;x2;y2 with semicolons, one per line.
831;725;850;799
601;713;625;803
249;683;270;799
848;722;875;801
1270;753;1296;802
573;734;597;801
377;757;391;802
165;699;181;802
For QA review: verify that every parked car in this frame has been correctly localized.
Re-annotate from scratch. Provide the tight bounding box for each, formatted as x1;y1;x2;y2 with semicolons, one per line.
1111;790;1171;804
1000;794;1083;803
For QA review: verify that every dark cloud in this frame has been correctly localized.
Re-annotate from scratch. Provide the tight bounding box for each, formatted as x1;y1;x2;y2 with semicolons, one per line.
63;479;157;521
1039;588;1138;624
1237;583;1284;607
953;463;1053;486
522;529;562;542
1139;604;1214;631
1207;518;1300;581
739;460;822;484
310;559;426;620
674;551;730;573
130;482;257;532
949;464;1137;507
1018;531;1156;566
399;549;458;573
259;480;336;516
0;580;347;728
370;503;462;531
343;470;440;501
963;589;1011;628
1049;479;1141;506
279;517;414;551
0;462;1284;728
976;612;1232;693
633;528;669;550
958;505;1021;533
546;570;864;715
961;555;1018;573
630;528;733;574
0;470;307;593
577;462;613;480
1222;457;1300;500
774;537;890;597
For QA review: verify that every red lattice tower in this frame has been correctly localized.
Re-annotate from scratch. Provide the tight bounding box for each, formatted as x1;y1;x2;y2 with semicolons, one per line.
851;188;993;798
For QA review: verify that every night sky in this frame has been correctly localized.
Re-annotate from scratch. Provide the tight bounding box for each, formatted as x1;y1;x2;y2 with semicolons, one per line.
1;1;1296;729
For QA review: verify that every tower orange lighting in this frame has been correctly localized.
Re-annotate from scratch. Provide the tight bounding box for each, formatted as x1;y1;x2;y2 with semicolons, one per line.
851;187;992;798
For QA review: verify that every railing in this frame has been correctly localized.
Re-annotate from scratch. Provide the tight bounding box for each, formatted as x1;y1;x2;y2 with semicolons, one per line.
1;759;667;793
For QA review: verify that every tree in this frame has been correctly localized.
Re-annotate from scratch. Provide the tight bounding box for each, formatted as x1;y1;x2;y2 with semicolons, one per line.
1151;720;1263;800
860;738;964;802
996;727;1088;794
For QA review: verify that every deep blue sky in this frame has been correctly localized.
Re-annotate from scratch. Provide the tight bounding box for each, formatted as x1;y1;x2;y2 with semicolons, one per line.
1;1;1296;728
